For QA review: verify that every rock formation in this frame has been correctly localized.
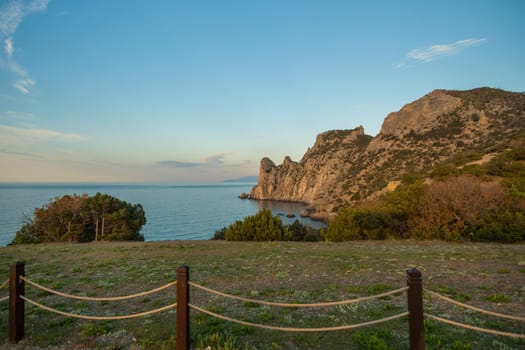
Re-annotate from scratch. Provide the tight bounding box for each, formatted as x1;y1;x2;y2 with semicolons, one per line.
249;88;525;219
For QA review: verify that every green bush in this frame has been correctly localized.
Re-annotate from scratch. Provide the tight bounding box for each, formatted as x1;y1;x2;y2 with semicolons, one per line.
213;212;322;242
469;210;525;243
322;208;360;241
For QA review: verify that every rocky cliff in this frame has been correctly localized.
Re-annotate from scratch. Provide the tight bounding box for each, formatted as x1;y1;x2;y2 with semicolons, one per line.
249;87;525;219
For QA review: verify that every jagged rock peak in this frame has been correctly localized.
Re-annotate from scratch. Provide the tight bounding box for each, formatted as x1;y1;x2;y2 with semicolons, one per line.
260;157;276;173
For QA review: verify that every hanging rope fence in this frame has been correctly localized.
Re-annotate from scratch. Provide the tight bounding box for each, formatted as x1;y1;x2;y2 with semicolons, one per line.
21;276;177;301
425;289;525;340
7;263;525;348
189;303;408;332
425;289;525;322
425;314;525;339
189;282;409;332
20;295;177;321
18;276;178;321
189;282;407;308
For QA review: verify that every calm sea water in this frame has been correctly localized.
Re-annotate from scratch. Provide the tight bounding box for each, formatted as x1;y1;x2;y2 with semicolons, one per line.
0;183;325;246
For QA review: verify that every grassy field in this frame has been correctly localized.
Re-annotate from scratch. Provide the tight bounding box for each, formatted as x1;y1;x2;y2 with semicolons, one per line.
0;240;524;349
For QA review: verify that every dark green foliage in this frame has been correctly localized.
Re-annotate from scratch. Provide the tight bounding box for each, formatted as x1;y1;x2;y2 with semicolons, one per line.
11;193;146;244
430;165;459;179
11;222;44;244
469;209;525;243
322;208;360;241
223;209;284;241
351;330;391;350
286;220;323;241
211;209;284;241
461;164;487;177
213;210;322;242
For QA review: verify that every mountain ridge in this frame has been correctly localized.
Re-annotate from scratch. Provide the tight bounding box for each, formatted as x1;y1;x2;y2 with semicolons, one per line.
249;87;525;219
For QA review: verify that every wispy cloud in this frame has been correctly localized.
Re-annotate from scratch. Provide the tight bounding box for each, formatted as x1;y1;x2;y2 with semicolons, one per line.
26;0;49;12
4;38;13;56
156;160;201;168
13;78;35;94
0;0;50;94
0;0;49;37
0;124;86;142
204;153;227;165
397;38;487;68
0;148;43;158
0;110;35;127
156;153;232;168
0;0;24;37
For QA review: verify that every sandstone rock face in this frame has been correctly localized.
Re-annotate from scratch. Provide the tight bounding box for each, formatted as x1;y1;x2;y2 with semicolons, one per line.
380;90;463;137
249;88;525;218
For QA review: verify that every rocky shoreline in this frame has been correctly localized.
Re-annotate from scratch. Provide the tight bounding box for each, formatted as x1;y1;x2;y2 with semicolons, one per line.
238;192;328;222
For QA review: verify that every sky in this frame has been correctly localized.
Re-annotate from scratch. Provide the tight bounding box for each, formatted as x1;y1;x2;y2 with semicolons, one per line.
0;0;524;183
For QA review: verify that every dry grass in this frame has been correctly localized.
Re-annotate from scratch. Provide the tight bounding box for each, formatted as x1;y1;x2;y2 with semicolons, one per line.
0;240;524;349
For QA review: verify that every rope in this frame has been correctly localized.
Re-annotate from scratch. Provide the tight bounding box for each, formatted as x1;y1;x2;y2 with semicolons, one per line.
189;303;408;332
0;279;8;290
189;282;408;308
0;296;8;302
426;314;525;339
21;276;176;301
20;295;177;321
425;290;525;322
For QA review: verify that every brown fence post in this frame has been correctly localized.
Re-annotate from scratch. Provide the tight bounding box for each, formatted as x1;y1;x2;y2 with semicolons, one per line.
177;265;190;350
9;261;25;343
407;268;425;350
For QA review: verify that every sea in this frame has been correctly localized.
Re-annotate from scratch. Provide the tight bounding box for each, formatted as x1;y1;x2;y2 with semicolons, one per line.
0;183;325;247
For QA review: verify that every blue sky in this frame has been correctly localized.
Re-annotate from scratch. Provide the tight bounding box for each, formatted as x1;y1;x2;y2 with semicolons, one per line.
0;0;524;183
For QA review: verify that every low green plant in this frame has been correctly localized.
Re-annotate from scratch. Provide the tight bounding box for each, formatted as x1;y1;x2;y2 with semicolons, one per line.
351;330;392;350
484;294;511;303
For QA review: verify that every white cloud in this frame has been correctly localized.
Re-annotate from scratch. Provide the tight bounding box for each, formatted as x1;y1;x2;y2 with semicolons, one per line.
205;153;228;165
0;124;86;142
0;0;50;94
4;38;13;56
26;0;49;12
398;38;487;67
0;0;24;37
156;153;236;168
0;0;49;37
13;78;35;94
7;60;27;76
156;160;201;168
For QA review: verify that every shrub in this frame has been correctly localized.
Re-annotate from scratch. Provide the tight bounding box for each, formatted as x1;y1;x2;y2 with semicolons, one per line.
220;209;284;241
214;212;322;242
322;208;360;241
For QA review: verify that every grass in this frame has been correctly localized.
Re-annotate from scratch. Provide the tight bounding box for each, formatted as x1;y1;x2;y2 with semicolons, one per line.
0;240;524;349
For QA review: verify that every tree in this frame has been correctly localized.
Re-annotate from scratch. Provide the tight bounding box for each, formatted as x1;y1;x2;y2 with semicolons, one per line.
11;193;146;244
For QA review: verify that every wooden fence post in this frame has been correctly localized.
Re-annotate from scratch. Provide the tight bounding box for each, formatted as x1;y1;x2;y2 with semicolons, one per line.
9;261;25;343
177;265;190;350
407;268;425;350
